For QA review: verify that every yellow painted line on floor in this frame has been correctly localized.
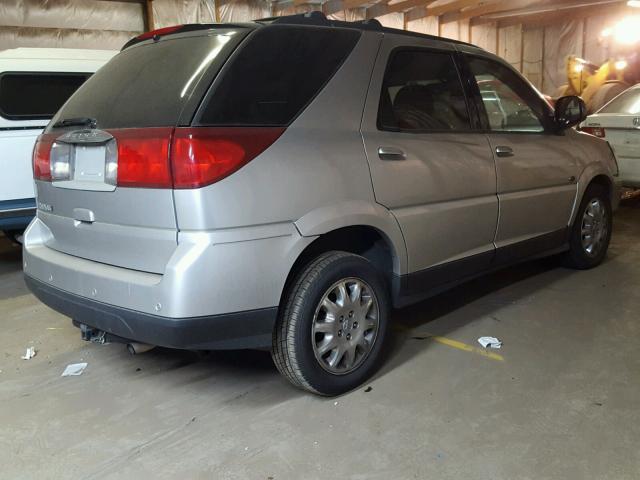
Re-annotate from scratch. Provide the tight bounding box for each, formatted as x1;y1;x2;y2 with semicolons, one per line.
424;334;504;362
394;325;504;362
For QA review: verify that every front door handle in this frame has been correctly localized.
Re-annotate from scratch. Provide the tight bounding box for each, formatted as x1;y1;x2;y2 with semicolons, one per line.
495;146;514;157
378;146;406;161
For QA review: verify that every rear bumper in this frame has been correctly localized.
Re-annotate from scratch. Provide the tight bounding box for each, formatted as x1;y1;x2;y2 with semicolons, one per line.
23;217;312;318
618;157;640;188
25;275;277;350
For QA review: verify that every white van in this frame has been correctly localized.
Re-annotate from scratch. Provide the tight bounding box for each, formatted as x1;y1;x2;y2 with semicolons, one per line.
0;48;116;241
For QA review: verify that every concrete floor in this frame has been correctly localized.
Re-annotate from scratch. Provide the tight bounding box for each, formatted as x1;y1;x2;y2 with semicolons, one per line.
1;196;639;480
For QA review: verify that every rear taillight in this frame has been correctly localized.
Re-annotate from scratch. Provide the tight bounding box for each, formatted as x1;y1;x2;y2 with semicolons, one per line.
31;126;283;189
110;128;174;188
33;134;57;181
170;127;285;189
580;126;606;138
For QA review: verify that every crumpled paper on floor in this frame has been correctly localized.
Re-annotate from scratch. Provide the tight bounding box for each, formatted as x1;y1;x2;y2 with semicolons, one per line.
21;347;36;360
61;363;88;376
477;336;502;349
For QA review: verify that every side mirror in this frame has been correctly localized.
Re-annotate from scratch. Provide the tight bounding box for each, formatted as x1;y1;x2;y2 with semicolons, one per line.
555;95;587;129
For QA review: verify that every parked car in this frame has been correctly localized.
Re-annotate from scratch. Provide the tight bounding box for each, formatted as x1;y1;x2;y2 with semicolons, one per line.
0;47;116;242
581;84;640;188
23;13;620;395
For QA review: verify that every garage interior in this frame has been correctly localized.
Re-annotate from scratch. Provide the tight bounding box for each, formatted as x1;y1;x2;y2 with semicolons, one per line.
1;0;640;478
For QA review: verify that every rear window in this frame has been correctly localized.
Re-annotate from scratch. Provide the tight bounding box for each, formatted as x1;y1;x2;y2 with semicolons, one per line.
0;73;90;120
196;26;360;126
49;30;244;130
599;87;640;114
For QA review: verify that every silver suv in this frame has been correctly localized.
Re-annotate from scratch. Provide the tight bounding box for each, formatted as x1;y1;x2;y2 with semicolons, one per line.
24;13;620;395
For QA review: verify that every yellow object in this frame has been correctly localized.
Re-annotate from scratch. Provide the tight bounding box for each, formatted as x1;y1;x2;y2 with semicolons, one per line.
561;55;631;111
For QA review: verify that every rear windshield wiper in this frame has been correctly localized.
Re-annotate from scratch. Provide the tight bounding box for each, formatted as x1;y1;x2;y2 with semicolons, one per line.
52;117;97;129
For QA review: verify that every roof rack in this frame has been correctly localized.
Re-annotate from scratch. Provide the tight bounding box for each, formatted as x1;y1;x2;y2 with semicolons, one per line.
255;10;475;47
256;11;383;32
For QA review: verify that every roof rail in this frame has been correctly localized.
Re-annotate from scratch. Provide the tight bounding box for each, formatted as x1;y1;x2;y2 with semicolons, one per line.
256;10;383;32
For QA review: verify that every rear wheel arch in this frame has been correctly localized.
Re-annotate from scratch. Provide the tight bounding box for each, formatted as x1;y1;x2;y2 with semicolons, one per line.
281;225;400;308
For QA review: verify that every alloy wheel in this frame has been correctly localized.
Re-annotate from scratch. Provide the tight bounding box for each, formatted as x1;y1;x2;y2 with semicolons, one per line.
581;198;608;257
311;277;380;375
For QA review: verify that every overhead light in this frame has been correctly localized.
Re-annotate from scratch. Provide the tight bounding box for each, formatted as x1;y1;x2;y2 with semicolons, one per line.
602;16;640;44
628;0;640;7
615;59;628;70
614;16;640;44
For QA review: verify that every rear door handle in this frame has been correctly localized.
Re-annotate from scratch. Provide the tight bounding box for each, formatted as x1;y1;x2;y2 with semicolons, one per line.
378;147;406;161
495;146;514;157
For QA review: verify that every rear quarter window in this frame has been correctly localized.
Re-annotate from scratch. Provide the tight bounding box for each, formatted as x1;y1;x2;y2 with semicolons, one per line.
0;73;90;120
196;26;360;126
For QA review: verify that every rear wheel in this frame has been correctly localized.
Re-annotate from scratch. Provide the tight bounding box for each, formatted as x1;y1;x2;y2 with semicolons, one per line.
272;251;389;396
564;184;612;269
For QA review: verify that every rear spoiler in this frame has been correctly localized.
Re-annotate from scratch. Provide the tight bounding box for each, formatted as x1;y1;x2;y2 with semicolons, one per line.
121;23;247;50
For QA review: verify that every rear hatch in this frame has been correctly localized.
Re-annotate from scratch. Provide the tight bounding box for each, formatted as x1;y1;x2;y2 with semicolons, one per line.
35;27;246;273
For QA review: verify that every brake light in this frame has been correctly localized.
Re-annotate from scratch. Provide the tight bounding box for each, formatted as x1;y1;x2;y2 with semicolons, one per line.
170;127;285;189
580;126;606;138
110;128;173;188
136;25;184;41
33;133;57;181
32;126;283;189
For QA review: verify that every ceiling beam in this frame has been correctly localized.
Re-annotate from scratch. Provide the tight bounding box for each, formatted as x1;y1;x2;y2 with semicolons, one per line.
441;0;543;24
323;0;372;15
366;0;436;19
488;0;629;27
404;0;482;22
96;0;144;3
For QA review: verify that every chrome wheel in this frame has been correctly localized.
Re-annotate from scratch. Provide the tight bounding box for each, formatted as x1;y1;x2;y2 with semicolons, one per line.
311;277;380;375
581;198;608;257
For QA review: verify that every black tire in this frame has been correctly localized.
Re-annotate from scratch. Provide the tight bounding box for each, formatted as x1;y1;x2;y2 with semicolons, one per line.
563;184;612;269
272;251;390;396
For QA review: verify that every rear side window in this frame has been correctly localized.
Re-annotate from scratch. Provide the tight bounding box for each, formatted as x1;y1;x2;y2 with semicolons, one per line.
49;31;244;130
0;73;89;120
599;87;640;114
378;50;471;132
196;26;360;126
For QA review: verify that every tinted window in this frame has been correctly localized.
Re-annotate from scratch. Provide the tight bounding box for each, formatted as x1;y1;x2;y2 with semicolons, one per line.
50;31;244;130
197;26;360;126
468;56;546;133
0;73;89;120
600;87;640;114
378;50;470;132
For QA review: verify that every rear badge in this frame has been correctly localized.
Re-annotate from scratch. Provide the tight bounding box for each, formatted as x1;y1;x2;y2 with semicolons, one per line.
38;202;53;212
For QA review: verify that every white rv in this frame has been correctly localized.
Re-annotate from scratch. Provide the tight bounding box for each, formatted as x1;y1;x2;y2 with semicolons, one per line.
0;48;116;241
